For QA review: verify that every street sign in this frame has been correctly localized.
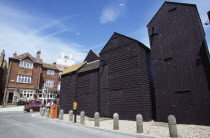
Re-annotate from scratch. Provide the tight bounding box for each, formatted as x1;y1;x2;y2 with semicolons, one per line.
73;102;77;110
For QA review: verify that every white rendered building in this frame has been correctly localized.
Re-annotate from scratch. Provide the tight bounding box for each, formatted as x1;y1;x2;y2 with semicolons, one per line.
56;53;75;71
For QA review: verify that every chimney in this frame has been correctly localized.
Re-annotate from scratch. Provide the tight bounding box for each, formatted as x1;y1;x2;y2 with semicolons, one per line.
208;11;210;21
13;52;17;57
37;50;41;59
1;50;5;58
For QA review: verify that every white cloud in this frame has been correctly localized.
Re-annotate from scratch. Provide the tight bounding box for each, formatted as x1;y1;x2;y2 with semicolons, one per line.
99;2;126;24
119;4;125;7
0;2;86;64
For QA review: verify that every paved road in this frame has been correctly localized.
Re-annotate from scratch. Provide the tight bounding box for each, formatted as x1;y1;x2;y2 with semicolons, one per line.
0;112;143;138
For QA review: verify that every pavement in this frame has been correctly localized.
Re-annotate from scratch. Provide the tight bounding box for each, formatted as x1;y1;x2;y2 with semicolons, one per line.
0;112;149;138
0;106;24;112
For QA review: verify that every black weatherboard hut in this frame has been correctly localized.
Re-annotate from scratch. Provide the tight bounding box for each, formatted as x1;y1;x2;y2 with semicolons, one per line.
99;32;154;121
77;60;100;118
147;1;210;125
59;62;86;113
76;50;100;118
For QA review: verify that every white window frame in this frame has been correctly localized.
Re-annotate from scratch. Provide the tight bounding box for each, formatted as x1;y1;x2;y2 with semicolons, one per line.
19;61;33;69
17;75;32;83
46;80;54;88
47;69;55;75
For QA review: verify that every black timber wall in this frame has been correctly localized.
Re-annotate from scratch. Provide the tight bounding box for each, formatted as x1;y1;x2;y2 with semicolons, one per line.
100;33;153;121
76;69;100;118
147;2;210;125
60;73;77;113
84;50;99;63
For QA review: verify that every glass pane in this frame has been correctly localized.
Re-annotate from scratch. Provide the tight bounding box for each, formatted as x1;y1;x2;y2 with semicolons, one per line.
18;76;21;82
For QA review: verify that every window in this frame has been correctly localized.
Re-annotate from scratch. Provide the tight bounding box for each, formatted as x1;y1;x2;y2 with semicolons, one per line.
17;75;31;83
46;80;54;88
19;61;33;69
47;69;55;75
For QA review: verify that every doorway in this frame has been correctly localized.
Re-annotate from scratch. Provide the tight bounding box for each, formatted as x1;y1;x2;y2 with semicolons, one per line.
8;92;14;103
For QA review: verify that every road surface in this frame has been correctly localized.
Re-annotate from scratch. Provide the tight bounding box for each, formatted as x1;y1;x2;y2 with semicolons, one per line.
0;112;147;138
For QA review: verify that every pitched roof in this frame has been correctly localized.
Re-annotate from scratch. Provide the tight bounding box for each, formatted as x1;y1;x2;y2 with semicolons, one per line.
61;61;87;75
147;1;198;27
42;63;59;70
100;32;150;55
10;52;42;64
83;50;99;62
78;60;100;73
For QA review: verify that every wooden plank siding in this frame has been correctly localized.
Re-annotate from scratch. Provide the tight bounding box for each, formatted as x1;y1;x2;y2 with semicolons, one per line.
59;73;76;113
76;69;100;118
147;2;210;125
100;32;153;121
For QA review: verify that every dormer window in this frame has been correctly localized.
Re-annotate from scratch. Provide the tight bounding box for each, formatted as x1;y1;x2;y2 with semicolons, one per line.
47;69;55;75
19;61;33;69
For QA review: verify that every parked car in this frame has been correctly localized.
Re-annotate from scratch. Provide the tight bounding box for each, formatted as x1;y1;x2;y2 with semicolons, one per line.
24;103;44;112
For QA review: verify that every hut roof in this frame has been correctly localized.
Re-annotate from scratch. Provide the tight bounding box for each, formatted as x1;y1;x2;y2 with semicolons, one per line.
78;60;100;73
147;1;199;27
83;50;99;62
61;61;87;75
100;32;150;55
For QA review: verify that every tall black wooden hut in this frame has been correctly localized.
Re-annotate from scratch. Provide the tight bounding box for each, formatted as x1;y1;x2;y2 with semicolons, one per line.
147;1;210;125
99;32;153;121
76;60;100;118
59;62;86;113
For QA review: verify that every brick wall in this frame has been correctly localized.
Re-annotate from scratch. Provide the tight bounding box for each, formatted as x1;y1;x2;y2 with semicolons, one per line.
7;58;41;89
40;68;59;91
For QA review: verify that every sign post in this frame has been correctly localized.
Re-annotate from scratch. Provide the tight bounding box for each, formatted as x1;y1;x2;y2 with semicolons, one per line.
73;102;77;123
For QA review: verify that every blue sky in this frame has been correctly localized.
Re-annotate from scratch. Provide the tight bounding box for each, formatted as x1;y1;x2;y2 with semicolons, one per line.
0;0;209;63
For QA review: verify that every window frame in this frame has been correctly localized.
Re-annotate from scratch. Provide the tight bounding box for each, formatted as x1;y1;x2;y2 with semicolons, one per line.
19;61;33;69
47;69;55;75
17;75;32;83
46;80;54;88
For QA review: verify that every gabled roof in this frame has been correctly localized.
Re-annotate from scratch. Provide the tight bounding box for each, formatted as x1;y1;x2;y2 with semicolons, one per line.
100;32;150;55
61;61;87;75
78;60;100;73
42;63;59;71
147;1;200;27
83;50;99;62
9;52;42;64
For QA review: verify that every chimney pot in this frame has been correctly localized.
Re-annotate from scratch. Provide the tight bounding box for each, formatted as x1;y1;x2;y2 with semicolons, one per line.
13;52;17;57
37;50;41;59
